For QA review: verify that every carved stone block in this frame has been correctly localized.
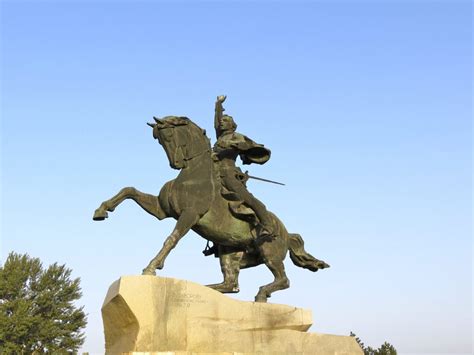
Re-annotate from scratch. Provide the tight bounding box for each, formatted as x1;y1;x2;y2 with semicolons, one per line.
102;276;362;355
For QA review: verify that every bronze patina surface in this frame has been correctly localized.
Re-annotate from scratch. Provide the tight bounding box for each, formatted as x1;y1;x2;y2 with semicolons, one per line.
93;96;329;302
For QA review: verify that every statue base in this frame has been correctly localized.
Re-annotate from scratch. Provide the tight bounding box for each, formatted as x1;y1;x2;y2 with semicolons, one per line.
102;276;362;355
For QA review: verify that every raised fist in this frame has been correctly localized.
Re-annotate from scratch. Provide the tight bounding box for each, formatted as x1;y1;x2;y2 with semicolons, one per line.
217;95;227;103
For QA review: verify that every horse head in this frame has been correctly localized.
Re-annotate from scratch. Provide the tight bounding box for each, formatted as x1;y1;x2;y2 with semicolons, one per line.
147;116;210;169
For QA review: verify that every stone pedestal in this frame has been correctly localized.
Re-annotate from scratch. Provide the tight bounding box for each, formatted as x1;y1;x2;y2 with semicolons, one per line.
102;275;362;355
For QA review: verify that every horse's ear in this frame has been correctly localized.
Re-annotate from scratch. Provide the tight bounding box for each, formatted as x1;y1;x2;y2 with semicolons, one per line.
153;116;165;125
147;122;156;128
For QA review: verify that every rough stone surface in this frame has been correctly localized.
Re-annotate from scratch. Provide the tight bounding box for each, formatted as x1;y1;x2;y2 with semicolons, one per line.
102;276;362;355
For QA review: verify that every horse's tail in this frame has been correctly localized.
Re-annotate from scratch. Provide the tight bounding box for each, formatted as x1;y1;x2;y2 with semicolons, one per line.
288;233;330;272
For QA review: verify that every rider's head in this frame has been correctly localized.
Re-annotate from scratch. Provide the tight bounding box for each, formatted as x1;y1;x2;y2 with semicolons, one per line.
220;115;237;133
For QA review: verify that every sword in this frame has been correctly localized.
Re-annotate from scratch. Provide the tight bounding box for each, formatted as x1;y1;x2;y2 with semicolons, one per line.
244;171;285;186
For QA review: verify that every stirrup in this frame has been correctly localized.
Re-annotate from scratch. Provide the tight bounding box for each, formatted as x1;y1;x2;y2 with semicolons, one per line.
202;241;218;257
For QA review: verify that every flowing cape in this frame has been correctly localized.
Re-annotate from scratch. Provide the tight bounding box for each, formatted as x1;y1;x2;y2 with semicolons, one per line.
232;135;271;165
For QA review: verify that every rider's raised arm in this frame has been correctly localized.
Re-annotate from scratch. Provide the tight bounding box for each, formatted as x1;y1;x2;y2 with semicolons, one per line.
214;95;226;138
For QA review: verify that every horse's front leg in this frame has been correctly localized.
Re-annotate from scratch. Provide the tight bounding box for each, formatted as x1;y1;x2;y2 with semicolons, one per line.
142;209;200;275
93;187;166;221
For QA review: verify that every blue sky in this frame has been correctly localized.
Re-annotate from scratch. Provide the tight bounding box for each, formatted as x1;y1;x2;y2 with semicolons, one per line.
1;1;472;354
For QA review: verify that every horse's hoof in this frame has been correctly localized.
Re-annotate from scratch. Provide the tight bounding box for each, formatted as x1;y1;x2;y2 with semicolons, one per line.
142;267;156;276
93;209;108;221
206;283;240;293
254;294;268;303
319;261;330;269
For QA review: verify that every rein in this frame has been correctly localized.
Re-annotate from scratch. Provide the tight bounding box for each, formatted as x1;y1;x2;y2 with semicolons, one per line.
184;147;211;161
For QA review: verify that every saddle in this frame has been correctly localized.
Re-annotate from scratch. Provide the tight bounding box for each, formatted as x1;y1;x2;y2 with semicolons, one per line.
220;185;257;223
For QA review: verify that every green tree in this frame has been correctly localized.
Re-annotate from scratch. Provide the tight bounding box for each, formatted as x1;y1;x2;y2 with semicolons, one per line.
350;332;397;355
0;252;87;354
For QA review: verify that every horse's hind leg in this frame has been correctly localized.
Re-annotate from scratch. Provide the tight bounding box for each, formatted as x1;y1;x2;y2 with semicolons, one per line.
206;246;243;293
255;260;290;303
93;187;167;221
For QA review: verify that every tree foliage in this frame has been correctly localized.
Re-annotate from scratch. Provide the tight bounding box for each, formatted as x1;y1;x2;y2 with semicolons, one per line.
0;252;87;354
350;332;397;355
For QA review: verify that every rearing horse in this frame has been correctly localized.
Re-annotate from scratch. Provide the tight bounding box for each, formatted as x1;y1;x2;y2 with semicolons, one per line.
93;116;329;302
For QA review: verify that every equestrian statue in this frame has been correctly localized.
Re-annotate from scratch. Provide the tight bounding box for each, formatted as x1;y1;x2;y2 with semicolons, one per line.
93;96;329;302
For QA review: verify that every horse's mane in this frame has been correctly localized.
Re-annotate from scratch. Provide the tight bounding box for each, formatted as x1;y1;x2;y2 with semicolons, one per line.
184;117;212;151
161;116;211;159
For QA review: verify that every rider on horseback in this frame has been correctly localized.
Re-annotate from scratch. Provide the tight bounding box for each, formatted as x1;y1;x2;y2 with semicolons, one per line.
213;95;275;242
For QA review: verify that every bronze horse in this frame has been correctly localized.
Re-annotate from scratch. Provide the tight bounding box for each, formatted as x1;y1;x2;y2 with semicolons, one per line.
93;116;329;302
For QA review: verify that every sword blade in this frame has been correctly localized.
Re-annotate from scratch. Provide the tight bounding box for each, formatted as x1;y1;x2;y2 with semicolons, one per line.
246;174;285;186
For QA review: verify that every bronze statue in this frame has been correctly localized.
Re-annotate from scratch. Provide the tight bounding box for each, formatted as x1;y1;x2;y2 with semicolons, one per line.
93;96;329;302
